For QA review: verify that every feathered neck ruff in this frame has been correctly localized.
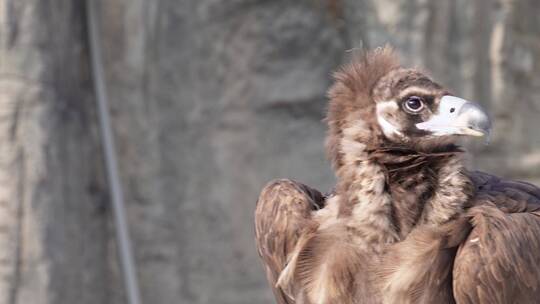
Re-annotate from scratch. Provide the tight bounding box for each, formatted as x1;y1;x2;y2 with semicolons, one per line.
369;144;464;185
333;131;474;239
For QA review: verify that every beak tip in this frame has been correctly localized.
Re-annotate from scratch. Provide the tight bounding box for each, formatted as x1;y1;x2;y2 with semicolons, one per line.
461;101;492;137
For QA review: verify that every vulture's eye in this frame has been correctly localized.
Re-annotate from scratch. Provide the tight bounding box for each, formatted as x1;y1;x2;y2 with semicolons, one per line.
404;96;424;113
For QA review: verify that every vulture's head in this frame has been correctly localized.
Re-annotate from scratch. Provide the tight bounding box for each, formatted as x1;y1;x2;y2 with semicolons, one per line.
326;47;491;171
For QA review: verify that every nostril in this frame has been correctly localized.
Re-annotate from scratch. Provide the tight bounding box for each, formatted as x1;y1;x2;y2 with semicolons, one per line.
450;108;455;113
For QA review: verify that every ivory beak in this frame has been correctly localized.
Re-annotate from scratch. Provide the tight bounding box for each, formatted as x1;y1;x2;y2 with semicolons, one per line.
416;96;492;137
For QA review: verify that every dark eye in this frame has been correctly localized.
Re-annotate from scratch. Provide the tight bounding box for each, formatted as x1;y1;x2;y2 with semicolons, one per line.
404;96;424;113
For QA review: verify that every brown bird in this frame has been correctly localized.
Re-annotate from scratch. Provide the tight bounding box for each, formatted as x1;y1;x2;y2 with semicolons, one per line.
254;47;540;304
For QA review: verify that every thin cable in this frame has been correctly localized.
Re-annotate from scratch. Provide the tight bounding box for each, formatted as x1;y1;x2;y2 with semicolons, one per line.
85;1;142;304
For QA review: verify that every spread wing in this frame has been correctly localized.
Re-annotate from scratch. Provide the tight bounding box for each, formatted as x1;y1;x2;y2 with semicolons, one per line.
453;171;540;304
254;179;325;304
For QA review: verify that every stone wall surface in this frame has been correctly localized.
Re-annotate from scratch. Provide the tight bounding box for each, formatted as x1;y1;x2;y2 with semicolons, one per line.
0;0;539;303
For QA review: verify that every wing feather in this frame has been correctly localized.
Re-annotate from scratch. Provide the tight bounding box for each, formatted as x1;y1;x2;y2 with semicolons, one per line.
254;179;325;304
454;171;540;304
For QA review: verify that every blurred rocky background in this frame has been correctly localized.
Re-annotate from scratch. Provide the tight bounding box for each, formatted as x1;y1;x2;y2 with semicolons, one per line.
0;0;539;303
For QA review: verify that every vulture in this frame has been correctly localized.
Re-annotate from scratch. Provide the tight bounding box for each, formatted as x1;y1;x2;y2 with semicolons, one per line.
254;47;540;304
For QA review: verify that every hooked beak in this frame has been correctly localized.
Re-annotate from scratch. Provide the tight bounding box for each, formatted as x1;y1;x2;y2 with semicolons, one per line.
416;96;492;137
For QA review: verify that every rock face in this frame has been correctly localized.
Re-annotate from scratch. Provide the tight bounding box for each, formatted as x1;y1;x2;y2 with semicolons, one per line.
0;0;539;303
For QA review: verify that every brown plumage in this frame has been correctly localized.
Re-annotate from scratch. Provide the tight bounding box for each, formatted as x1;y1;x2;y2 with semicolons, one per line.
254;47;540;304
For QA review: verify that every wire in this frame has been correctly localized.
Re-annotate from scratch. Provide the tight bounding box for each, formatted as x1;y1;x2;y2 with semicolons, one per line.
85;1;142;304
